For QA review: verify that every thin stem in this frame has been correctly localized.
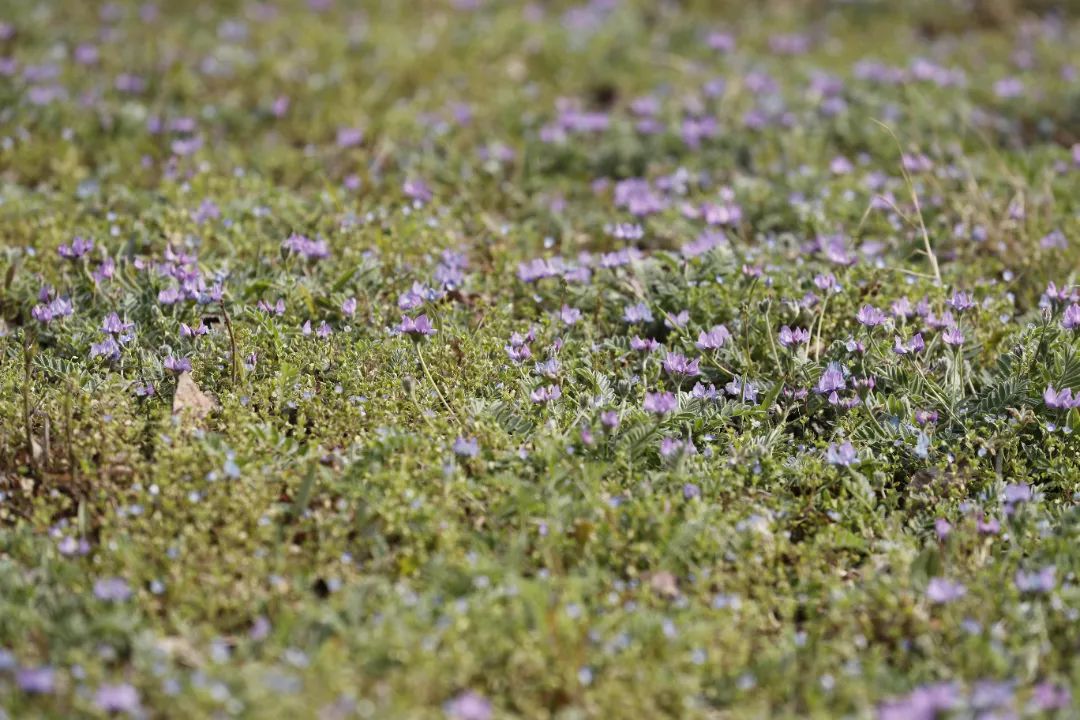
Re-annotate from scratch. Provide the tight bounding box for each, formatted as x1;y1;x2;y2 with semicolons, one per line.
22;330;37;479
415;342;459;425
220;299;239;386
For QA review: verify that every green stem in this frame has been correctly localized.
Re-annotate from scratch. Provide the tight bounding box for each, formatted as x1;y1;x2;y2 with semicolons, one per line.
415;343;459;425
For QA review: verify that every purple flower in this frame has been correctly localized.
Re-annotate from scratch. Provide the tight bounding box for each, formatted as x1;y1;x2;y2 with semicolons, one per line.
941;326;965;346
643;391;677;415
1029;682;1071;711
93;577;131;602
1043;385;1080;409
505;343;532;363
855;304;887;327
90;336;121;361
102;313;133;336
341;297;357;316
163;356;192;374
399;282;434;310
444;691;492;720
17;666;55;694
691;382;717;400
724;379;758;403
695;325;731;350
58;236;94;259
879;682;960;720
664;310;690;329
825;441;857;466
947;291;975;312
915;409;938;425
32;297;74;324
630;336;659;353
452;437;479;458
934;518;951;540
1015;566;1056;594
530;385;561;404
180;322;208;338
816;363;846;394
1003;483;1032;505
660;436;693;458
399;314;436;337
892;333;925;355
282;234;329;261
403;178;433;204
600;410;619;429
94;683;141;714
623;302;653;324
1061;304;1080;330
336;127;364;148
662;352;701;378
778;326;810;348
926;577;966;604
559;305;582;325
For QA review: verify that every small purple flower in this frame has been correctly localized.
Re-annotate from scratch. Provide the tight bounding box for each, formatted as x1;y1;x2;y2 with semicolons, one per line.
102;313;133;336
1029;682;1071;711
934;518;951;540
58;236;94;260
926;577;966;604
947;291;975;312
683;483;701;499
444;691;492;720
530;385;561;404
534;357;560;378
559;305;582;326
1043;385;1080;409
1015;566;1056;594
336;127;364;148
17;666;55;694
664;310;690;329
1061;303;1080;330
915;409;938;425
399;314;436;337
452;437;479;458
724;379;758;403
695;325;731;350
660;436;691;458
90;336;121;361
816;363;846;394
93;576;132;602
341;297;357;316
691;382;717;400
941;326;965;346
778;325;810;348
879;683;960;720
662;352;701;378
94;683;141;714
180;322;208;338
643;391;677;415
403;178;433;204
163;356;192;374
631;336;660;353
282;234;329;261
1003;483;1032;505
600;410;619;429
825;441;857;466
623;302;654;324
855;304;887;327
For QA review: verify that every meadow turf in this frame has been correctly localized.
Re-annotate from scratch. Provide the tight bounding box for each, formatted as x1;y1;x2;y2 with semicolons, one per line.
0;1;1079;717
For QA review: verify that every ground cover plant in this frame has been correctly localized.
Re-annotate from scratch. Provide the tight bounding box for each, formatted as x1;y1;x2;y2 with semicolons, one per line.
0;0;1079;717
